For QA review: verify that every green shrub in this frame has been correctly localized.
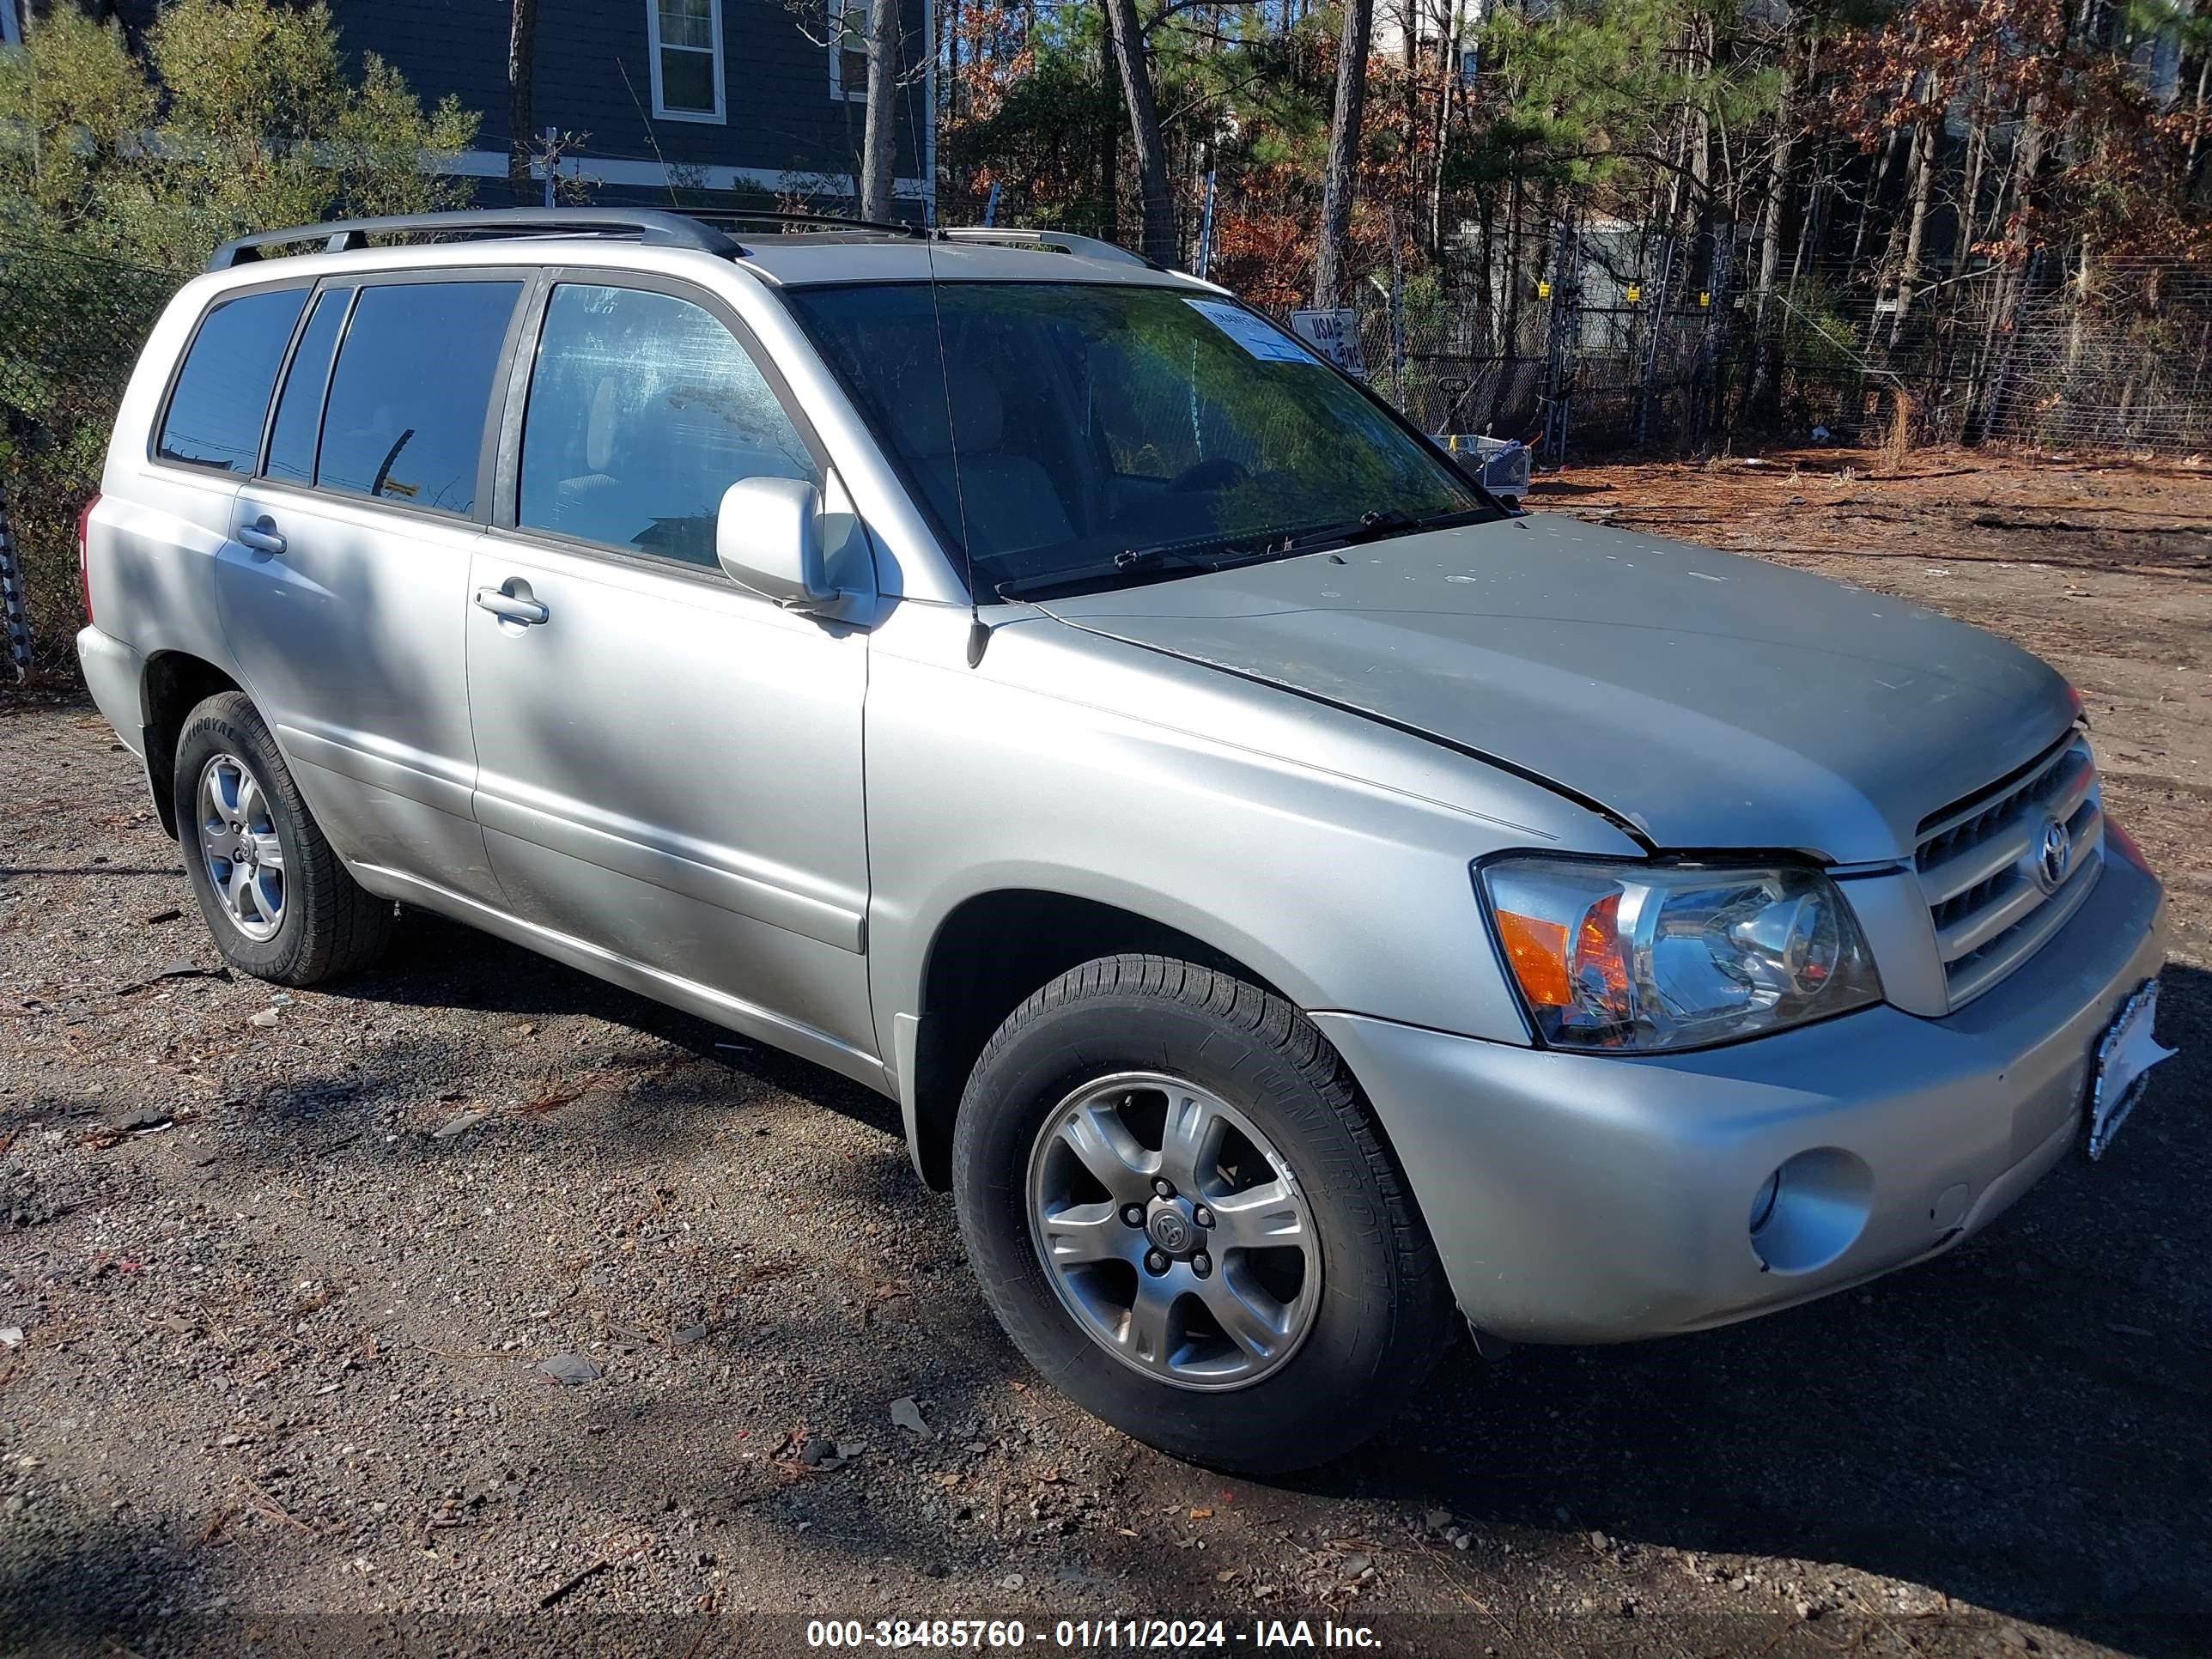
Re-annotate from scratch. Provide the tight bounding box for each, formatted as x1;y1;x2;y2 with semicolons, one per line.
0;1;479;678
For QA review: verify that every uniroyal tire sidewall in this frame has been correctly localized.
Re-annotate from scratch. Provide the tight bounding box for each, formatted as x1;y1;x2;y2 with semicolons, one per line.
174;697;313;982
955;987;1413;1472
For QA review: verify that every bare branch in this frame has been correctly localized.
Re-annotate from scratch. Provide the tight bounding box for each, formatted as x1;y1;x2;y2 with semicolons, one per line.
1141;0;1260;40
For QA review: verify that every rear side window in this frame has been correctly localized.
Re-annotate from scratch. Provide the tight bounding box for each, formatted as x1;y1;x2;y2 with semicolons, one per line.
263;287;350;486
156;288;309;473
315;281;522;515
517;283;817;568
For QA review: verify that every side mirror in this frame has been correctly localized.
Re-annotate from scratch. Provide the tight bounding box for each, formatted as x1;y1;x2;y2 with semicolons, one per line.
716;477;835;609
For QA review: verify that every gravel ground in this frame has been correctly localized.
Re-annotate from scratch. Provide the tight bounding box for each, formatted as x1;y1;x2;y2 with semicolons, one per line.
2;449;2207;1659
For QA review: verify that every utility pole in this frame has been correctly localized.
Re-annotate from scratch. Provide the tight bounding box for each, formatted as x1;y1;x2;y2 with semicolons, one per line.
1196;170;1217;280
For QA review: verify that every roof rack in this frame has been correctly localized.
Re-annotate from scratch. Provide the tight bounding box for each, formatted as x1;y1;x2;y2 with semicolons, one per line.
680;209;927;240
207;209;743;271
940;228;1159;270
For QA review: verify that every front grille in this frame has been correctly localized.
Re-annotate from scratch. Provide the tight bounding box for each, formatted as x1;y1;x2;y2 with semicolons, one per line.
1915;730;2104;1008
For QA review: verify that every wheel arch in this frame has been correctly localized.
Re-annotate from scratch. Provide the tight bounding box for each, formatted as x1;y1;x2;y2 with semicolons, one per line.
140;650;245;838
902;886;1298;1190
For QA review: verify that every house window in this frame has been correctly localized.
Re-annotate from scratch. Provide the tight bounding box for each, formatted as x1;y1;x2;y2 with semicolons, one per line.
830;0;869;102
647;0;724;123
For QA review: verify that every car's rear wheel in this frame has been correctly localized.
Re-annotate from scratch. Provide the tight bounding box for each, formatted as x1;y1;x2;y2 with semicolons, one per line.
953;954;1451;1474
174;691;391;986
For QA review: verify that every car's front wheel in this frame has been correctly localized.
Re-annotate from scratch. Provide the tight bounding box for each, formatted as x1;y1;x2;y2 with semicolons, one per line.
953;954;1451;1474
174;691;391;986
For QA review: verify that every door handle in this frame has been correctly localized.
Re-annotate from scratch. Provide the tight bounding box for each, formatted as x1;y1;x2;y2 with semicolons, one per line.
474;585;550;626
237;515;287;556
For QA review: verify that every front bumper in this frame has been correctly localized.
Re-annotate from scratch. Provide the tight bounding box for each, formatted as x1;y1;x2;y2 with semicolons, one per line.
1313;845;2170;1344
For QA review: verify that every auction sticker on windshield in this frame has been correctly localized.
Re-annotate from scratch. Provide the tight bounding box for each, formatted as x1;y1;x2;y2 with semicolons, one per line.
1185;298;1321;365
1286;307;1367;375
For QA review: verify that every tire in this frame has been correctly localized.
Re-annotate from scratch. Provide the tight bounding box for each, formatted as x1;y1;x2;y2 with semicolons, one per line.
952;954;1452;1474
173;690;392;987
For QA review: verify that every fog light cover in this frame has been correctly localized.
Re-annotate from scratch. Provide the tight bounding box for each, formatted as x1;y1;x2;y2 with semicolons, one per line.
1748;1169;1782;1234
1480;858;1881;1051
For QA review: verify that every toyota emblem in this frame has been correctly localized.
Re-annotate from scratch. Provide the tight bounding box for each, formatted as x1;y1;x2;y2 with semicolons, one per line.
2036;817;2072;892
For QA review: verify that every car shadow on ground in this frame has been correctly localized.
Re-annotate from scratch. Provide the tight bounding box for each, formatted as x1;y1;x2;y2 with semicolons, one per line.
324;910;908;1145
1342;957;2212;1657
233;912;2208;1657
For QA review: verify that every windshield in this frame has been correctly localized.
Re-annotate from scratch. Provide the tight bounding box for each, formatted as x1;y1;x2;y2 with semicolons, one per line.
781;280;1491;598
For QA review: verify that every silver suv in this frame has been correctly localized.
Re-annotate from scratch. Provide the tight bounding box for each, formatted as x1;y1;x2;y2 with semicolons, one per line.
76;210;2172;1474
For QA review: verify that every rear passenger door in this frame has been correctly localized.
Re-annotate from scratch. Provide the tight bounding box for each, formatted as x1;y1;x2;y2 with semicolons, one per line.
221;273;528;896
462;273;876;1072
137;281;314;726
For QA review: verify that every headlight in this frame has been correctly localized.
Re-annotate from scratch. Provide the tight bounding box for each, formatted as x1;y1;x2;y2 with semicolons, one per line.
1477;857;1881;1052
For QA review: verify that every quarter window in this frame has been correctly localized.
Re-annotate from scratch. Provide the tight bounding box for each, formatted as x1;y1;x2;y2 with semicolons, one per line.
648;0;724;122
156;288;309;474
315;281;522;515
517;283;817;570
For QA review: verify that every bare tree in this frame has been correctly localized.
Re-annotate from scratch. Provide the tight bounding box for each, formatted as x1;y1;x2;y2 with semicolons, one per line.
507;0;538;205
1314;0;1376;307
860;0;901;219
787;0;927;216
1103;0;1177;266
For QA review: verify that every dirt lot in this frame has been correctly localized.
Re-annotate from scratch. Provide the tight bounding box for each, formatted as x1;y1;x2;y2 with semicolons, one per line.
1;447;2206;1659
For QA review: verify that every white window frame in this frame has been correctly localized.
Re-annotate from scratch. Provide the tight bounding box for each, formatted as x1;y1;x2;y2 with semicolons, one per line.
0;2;24;51
828;0;869;104
647;0;726;125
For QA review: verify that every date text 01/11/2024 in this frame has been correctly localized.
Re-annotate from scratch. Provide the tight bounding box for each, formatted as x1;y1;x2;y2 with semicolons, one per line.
804;1619;1384;1649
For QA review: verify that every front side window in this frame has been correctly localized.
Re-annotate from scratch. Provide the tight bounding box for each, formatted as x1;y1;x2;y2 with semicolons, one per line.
156;288;309;474
315;281;522;515
784;281;1486;598
518;283;817;569
649;0;723;121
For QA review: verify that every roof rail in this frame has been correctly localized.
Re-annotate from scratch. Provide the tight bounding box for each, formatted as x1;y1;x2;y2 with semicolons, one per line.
940;228;1160;270
681;209;928;240
207;209;743;271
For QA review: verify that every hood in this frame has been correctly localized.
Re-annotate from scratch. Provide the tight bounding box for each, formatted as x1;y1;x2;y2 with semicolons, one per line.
1034;514;2074;863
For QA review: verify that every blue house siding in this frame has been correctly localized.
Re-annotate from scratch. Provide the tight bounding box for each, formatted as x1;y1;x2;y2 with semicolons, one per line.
336;2;507;134
331;0;928;203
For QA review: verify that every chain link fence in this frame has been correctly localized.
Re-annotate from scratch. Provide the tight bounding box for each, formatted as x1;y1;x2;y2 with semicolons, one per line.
1296;234;2212;464
933;189;2212;457
0;241;183;678
4;216;2209;677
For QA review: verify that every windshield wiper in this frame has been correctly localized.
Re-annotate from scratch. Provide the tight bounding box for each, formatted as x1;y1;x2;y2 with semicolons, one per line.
994;505;1495;603
1263;504;1492;558
994;542;1231;602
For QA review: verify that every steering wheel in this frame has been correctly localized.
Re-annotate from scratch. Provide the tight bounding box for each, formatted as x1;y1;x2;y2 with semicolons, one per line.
1166;457;1250;494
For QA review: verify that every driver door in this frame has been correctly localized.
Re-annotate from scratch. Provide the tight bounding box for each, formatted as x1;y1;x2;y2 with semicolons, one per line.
463;274;877;1075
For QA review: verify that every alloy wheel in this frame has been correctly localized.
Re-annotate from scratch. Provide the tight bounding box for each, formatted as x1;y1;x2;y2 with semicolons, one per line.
1025;1071;1320;1391
196;751;286;942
